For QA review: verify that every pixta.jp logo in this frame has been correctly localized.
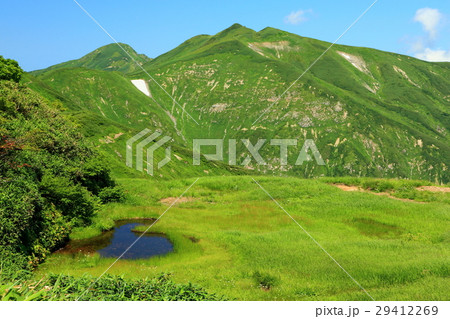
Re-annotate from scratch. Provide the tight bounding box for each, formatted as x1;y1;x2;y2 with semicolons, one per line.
126;129;171;176
126;129;325;175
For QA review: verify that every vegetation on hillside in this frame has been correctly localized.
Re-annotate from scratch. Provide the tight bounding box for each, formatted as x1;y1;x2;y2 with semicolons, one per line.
0;273;223;301
0;55;23;82
0;61;121;274
28;26;450;182
31;43;151;75
130;24;450;183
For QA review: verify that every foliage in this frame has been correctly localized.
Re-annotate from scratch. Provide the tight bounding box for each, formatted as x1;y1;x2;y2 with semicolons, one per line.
98;186;125;204
0;273;224;301
0;65;116;270
252;271;279;290
319;177;449;203
0;56;23;82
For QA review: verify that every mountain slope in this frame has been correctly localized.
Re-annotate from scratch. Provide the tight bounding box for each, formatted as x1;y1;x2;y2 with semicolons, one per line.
130;24;450;183
31;43;151;76
23;68;248;179
31;24;450;183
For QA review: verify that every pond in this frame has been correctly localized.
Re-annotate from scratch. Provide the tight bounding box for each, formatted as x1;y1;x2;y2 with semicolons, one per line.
57;219;174;259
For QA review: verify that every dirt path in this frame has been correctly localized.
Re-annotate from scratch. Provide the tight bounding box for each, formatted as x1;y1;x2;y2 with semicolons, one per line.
159;196;195;205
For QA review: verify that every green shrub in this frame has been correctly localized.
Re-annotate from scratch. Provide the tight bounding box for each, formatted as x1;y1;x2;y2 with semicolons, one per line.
39;174;96;225
0;70;117;273
252;271;279;290
0;273;225;301
75;156;115;195
0;177;38;248
0;56;23;82
98;186;125;204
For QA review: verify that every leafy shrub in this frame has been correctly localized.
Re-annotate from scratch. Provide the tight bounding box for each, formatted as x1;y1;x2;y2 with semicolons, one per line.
0;56;23;82
98;186;125;204
39;174;96;225
0;248;32;280
252;271;278;290
0;64;117;273
0;273;225;301
74;156;116;195
0;177;38;248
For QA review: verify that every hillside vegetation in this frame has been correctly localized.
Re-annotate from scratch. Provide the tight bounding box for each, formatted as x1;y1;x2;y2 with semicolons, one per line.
132;24;450;183
31;43;151;75
29;25;450;182
0;59;121;273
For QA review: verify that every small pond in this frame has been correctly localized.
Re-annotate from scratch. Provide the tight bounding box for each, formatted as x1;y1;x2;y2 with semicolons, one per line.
57;219;173;259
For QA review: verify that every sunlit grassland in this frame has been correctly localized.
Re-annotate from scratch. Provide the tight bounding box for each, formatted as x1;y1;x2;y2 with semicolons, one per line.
35;176;450;300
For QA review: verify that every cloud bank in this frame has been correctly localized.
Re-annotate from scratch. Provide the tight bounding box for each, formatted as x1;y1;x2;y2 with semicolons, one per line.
415;48;450;62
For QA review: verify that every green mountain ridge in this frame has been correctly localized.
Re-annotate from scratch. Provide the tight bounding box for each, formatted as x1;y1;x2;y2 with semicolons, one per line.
31;43;151;76
27;24;450;183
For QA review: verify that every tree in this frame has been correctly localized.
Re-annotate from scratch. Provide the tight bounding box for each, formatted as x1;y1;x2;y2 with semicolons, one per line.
0;56;23;82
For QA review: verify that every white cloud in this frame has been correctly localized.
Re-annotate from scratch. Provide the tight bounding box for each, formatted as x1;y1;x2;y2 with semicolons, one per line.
414;8;442;40
410;8;450;62
284;10;311;25
415;48;450;62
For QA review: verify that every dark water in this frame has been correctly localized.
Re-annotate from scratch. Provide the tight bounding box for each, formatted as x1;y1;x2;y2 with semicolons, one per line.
57;219;173;259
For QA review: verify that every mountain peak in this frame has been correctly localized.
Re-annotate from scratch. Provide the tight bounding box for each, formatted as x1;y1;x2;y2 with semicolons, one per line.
31;43;151;75
228;23;245;29
216;23;255;38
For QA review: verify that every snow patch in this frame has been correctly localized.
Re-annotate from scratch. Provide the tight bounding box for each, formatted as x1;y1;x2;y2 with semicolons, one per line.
131;79;151;97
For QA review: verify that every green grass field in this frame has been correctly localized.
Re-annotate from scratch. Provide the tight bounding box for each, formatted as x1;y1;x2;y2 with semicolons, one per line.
35;176;450;301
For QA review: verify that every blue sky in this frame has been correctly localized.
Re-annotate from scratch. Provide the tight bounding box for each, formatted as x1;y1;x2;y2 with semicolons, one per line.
1;0;450;71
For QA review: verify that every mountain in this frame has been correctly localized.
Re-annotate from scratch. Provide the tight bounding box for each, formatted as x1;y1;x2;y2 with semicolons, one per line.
28;24;450;183
31;43;151;76
132;24;450;183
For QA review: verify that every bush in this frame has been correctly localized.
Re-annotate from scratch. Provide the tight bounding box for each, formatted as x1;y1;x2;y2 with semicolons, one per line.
39;174;96;225
0;56;23;83
0;273;225;301
98;186;125;204
252;271;279;290
0;73;117;273
0;177;38;248
0;248;32;280
75;156;115;195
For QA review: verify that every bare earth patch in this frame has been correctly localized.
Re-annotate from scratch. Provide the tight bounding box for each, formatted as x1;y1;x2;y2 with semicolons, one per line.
334;184;360;191
159;197;195;205
417;186;450;193
332;184;422;203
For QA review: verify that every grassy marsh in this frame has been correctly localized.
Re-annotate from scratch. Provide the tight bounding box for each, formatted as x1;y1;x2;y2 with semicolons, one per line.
35;176;450;300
